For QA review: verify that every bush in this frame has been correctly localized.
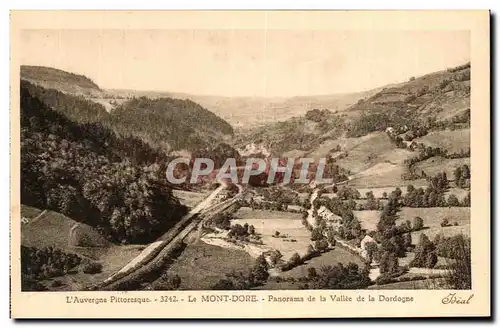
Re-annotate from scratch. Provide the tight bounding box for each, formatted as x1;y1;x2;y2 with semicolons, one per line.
151;273;181;290
51;280;63;288
440;218;451;227
82;261;103;274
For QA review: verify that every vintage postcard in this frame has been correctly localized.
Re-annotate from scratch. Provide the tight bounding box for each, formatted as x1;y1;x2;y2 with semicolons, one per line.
10;10;490;318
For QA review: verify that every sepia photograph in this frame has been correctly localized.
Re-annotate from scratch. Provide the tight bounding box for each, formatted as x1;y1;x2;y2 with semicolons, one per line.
10;10;490;318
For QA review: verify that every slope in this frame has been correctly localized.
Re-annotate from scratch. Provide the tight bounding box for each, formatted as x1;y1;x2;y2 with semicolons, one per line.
21;65;103;97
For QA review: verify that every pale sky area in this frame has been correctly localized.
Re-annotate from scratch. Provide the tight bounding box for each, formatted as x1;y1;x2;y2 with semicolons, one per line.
20;29;470;97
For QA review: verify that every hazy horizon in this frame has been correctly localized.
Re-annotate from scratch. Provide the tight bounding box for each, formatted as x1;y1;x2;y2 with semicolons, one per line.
20;29;470;98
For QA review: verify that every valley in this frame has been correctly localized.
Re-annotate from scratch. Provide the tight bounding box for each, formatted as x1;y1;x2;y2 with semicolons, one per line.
19;61;471;291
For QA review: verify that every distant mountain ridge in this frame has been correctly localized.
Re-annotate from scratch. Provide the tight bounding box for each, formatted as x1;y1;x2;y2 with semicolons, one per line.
108;88;383;128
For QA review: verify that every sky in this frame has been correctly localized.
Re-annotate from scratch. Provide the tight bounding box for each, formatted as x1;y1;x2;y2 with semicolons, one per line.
20;29;470;97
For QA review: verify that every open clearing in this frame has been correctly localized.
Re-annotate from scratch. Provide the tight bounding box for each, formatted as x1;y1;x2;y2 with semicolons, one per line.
336;132;415;175
414;128;470;153
413;156;470;179
172;189;211;208
167;242;256;290
232;208;310;259
353;210;381;231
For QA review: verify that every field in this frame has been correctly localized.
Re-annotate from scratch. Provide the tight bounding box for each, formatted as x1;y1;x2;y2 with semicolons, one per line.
353;207;470;238
336;132;412;174
21;210;110;251
166;242;256;290
414;128;470;153
172;189;211;208
353;210;381;231
232;208;310;259
349;168;428;189
20;205;44;220
413;156;470;179
279;247;365;279
20;207;145;290
368;278;448;290
398;207;470;240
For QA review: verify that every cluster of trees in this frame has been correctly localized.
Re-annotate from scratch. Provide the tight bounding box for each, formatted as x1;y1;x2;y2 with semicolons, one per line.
454;165;471;188
401;178;470;208
404;145;448;167
21;81;189;244
346;112;394;138
228;223;256;239
374;189;412;278
336;186;361;200
411;233;472;289
363;191;383;210
21;246;82;291
211;254;269;290
299;263;371;289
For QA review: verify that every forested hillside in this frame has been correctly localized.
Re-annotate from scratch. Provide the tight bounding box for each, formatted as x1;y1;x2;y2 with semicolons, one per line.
21;66;102;96
20;82;189;244
109;97;233;151
22;80;234;152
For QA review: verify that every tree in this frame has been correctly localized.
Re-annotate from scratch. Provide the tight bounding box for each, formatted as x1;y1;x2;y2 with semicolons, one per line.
364;241;378;264
447;194;460;207
314;239;329;253
289;253;301;266
409;233;436;268
403;233;413;250
462;192;471;207
441;218;451;227
251;254;269;284
248;225;255;235
379;251;400;275
82;261;103;274
311;228;324;241
413;217;424;231
307;267;318;280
